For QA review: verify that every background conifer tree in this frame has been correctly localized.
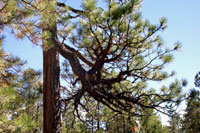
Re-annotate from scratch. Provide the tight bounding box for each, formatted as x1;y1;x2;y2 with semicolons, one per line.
0;41;42;132
182;89;200;133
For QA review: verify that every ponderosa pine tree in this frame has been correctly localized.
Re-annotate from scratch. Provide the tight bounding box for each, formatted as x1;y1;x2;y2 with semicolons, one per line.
0;11;43;132
168;104;182;133
182;89;200;133
139;109;168;133
1;1;61;132
0;41;43;132
1;0;186;132
194;71;200;88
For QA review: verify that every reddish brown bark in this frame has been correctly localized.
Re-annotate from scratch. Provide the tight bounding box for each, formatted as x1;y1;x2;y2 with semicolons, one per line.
43;47;61;133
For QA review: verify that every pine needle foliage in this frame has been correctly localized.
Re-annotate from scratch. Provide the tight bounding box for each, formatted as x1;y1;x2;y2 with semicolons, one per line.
1;0;187;131
0;39;42;132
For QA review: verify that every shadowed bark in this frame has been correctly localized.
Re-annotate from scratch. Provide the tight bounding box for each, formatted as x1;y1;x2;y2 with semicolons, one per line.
43;46;61;133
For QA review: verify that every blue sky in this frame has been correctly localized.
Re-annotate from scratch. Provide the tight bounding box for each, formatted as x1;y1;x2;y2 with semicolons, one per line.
142;0;200;90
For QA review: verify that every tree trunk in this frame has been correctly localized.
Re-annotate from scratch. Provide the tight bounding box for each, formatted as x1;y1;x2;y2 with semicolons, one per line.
97;102;100;130
43;47;61;133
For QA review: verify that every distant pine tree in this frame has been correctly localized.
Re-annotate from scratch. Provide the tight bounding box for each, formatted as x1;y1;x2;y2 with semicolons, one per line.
194;72;200;87
0;37;42;132
182;89;200;133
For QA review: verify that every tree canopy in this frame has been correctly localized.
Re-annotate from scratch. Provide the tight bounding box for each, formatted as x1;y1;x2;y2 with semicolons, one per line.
0;0;187;132
0;41;42;132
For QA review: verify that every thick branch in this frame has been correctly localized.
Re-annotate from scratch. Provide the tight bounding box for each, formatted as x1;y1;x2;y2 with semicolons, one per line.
55;38;94;67
54;38;86;78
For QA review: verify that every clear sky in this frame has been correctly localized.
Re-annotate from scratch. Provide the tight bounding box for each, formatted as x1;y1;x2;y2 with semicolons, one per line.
2;0;200;124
